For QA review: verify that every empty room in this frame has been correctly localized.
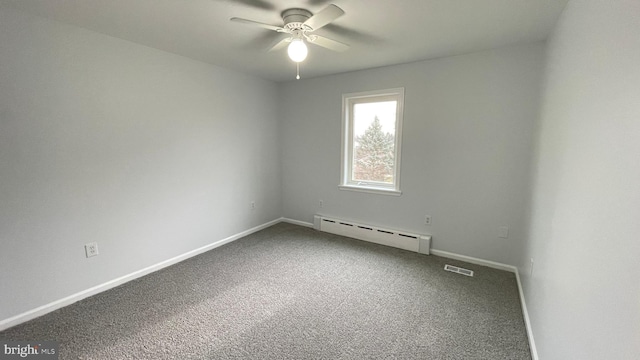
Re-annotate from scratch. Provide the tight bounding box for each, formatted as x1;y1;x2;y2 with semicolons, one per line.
0;0;638;359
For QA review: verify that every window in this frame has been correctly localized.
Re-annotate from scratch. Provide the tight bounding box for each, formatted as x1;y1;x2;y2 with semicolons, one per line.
340;88;404;195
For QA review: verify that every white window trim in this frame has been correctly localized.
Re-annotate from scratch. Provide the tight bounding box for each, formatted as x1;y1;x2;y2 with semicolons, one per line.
340;87;405;196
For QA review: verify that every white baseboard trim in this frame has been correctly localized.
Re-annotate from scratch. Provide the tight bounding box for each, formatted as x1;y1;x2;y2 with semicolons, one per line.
514;268;539;360
430;249;516;273
280;217;314;228
0;218;282;332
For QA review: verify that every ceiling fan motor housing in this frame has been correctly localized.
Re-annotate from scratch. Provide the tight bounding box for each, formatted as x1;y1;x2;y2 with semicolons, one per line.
281;8;313;31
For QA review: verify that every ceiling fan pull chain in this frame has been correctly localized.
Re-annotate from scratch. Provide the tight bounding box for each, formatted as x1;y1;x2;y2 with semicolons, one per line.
296;62;300;80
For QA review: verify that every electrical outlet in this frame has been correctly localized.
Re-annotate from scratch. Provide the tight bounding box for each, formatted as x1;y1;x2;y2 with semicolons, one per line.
498;226;509;239
319;200;323;208
250;201;255;210
424;215;432;225
85;242;99;258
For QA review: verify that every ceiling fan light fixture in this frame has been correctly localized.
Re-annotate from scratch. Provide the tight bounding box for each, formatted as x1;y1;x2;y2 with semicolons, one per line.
287;38;308;62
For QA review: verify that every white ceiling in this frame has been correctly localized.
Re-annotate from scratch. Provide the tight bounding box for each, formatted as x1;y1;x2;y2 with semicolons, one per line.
0;0;568;82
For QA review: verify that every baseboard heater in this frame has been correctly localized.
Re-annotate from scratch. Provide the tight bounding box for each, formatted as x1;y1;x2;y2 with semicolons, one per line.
313;215;431;255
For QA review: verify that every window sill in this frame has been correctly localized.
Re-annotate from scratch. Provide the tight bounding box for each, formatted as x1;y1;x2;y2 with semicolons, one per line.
338;184;402;196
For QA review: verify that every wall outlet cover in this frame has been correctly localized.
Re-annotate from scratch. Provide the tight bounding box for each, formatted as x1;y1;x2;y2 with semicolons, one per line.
498;226;509;238
85;242;99;258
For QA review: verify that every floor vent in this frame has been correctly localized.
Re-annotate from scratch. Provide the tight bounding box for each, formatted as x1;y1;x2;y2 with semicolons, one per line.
444;264;474;277
313;215;431;255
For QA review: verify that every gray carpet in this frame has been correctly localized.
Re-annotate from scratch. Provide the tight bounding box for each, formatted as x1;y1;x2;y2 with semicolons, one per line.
0;223;531;359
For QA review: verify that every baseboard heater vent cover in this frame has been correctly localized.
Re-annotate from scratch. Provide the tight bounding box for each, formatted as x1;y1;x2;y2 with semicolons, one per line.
313;215;431;255
444;264;474;277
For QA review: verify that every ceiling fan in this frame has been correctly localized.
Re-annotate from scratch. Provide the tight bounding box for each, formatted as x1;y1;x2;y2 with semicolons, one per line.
230;4;349;79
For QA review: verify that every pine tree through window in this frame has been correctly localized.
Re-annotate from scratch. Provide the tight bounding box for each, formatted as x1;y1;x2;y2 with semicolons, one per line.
353;114;395;183
340;88;404;195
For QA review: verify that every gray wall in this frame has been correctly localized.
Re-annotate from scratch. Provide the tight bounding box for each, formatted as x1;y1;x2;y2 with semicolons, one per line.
280;43;545;265
521;1;640;359
0;8;281;321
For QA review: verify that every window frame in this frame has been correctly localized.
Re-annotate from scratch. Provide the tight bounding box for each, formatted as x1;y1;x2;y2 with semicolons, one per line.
339;87;405;196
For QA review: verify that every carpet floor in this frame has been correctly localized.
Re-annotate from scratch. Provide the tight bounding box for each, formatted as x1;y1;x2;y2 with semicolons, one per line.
0;222;531;359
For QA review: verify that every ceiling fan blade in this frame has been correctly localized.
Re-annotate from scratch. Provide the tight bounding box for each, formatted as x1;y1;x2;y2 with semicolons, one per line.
230;17;284;32
308;35;349;52
268;37;291;52
304;4;345;31
243;31;280;52
307;0;333;6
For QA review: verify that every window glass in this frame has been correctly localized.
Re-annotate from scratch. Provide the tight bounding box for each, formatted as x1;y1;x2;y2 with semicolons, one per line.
340;88;404;195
